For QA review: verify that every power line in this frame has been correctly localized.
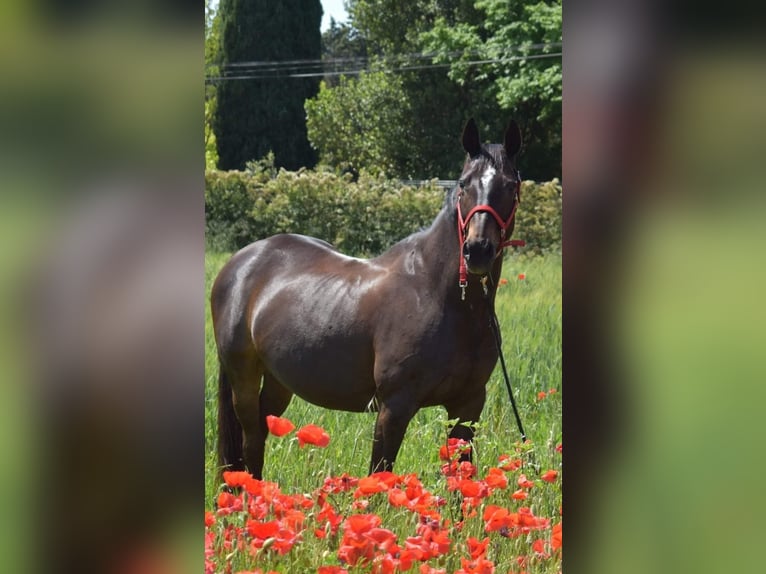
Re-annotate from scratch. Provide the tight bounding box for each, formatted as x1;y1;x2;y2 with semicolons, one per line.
205;52;562;83
215;43;562;71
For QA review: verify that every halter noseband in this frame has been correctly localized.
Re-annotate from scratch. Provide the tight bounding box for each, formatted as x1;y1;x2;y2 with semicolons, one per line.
456;177;525;299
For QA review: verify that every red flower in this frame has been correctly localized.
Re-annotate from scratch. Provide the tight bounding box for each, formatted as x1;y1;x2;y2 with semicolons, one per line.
266;415;295;437
511;489;528;501
439;438;471;461
541;469;559;483
223;470;253;489
323;473;359;493
216;491;243;516
518;273;526;280
296;424;330;448
205;511;215;527
499;278;509;286
498;455;523;471
484;467;508;490
318;567;348;574
467;536;490;560
517;474;535;489
551;521;562;550
537;391;547;401
456;557;496;574
246;519;280;540
483;505;511;532
532;538;547;556
555;443;562;453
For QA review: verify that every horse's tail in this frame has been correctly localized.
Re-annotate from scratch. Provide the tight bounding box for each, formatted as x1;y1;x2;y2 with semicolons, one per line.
217;360;243;474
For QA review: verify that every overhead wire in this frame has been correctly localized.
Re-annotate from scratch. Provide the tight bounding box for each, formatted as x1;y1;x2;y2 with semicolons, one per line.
204;42;562;83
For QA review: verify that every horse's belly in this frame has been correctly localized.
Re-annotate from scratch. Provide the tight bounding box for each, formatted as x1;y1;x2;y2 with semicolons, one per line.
256;326;376;412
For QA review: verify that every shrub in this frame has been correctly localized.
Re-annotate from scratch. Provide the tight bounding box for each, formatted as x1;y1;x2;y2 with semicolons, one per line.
514;178;562;256
205;158;561;256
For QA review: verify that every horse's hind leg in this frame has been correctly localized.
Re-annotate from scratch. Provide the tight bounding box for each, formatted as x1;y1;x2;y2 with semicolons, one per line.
258;372;293;441
227;359;269;479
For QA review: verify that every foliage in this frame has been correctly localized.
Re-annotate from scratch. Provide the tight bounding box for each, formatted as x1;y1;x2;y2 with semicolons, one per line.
204;97;219;170
331;0;562;181
213;0;322;170
419;0;562;180
515;178;562;256
205;157;444;256
205;158;561;256
305;72;415;177
321;18;368;87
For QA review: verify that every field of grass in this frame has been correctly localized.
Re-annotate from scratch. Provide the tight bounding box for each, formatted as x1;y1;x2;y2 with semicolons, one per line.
204;250;561;573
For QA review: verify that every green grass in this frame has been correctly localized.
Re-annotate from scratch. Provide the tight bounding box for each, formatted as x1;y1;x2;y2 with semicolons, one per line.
204;251;561;572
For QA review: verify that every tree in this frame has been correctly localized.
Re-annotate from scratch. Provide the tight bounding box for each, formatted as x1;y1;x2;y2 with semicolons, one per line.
339;0;561;180
306;72;415;177
213;0;323;170
321;19;368;86
420;0;562;179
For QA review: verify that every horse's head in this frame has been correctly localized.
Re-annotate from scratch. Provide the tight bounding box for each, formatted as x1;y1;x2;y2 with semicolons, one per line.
457;118;523;278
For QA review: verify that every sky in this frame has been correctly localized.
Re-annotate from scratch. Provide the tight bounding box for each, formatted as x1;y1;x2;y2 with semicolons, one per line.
320;0;349;30
209;1;349;32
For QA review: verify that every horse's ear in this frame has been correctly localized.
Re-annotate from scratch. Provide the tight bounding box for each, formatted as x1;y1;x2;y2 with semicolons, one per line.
504;120;522;158
462;118;482;157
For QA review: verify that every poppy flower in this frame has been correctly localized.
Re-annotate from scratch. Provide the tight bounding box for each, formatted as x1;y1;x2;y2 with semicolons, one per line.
511;489;528;501
551;521;562;550
266;415;295;437
439;438;471;461
532;538;548;556
541;469;559;483
246;519;280;540
216;491;243;516
456;557;496;574
537;391;547;401
484;467;508;489
555;443;562;453
498;455;523;471
499;278;509;286
518;273;526;280
296;424;330;448
318;567;348;574
466;536;490;560
223;470;253;489
483;505;511;532
517;474;534;489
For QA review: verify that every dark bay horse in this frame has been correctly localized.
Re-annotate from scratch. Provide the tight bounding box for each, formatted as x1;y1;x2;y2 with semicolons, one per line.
212;118;523;478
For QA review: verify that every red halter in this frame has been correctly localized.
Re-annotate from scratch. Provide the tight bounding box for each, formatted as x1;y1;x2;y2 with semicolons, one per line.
456;181;525;296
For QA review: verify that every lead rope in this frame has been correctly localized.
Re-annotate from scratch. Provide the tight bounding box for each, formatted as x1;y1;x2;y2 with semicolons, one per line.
483;275;527;442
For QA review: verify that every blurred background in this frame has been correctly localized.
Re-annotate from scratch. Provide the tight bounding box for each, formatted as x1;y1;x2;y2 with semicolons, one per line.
0;0;764;572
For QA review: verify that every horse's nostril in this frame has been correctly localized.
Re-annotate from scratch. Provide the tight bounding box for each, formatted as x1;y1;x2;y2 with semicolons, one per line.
462;242;470;259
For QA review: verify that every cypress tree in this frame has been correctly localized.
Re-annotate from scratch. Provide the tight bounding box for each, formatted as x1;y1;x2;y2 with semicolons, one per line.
214;0;322;170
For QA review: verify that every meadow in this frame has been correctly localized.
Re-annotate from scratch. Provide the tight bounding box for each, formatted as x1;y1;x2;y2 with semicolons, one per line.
204;250;561;573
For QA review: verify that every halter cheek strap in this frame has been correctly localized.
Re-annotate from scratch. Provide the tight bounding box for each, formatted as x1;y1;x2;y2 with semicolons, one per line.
456;181;525;298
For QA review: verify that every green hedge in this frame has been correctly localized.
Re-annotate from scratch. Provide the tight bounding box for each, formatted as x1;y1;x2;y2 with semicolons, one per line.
205;158;561;257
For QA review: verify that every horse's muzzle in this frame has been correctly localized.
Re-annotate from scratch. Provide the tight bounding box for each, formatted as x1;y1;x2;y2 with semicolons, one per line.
462;238;496;276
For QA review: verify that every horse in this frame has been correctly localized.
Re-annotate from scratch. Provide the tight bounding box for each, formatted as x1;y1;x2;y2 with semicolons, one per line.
212;118;523;478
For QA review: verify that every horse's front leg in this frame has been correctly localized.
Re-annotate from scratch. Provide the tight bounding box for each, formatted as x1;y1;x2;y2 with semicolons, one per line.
445;387;487;464
370;395;417;474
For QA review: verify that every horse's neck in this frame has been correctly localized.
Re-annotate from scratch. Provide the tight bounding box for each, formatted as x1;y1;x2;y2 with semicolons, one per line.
417;206;503;305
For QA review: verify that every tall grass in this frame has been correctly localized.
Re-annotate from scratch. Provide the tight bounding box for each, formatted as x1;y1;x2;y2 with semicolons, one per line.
204;250;561;572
